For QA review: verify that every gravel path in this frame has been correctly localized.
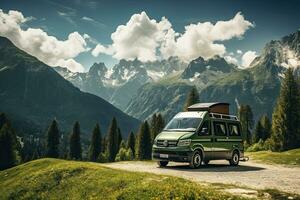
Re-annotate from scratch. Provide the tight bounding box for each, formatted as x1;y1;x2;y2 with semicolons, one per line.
103;160;300;194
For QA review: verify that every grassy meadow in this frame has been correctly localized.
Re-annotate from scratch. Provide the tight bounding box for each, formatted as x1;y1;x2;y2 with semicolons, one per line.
246;148;300;166
0;158;299;200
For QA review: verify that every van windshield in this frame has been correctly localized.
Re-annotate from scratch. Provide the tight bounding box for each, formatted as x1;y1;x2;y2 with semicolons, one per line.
164;117;202;132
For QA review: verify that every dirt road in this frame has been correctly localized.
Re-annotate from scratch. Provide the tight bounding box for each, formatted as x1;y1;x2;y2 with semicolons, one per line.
104;160;300;195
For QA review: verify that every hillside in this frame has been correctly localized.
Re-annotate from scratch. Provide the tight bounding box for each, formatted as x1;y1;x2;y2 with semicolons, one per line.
0;159;250;200
0;36;139;136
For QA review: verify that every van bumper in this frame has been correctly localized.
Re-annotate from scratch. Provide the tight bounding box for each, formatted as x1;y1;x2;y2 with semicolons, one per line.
152;147;192;162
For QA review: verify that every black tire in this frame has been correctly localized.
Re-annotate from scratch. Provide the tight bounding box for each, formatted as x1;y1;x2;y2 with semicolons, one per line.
229;150;240;166
157;161;168;167
189;150;202;169
203;160;210;165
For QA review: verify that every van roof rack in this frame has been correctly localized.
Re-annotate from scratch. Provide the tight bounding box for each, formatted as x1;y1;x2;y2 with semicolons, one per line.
209;112;238;121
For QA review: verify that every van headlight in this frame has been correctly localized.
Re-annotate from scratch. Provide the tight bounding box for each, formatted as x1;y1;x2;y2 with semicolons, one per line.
177;139;191;146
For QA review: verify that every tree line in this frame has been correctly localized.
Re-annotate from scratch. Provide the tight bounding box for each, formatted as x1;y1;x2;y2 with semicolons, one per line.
0;112;164;170
239;68;300;151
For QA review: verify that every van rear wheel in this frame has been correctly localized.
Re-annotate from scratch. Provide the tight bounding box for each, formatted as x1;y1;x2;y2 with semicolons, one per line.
189;150;202;169
157;161;168;167
229;151;240;166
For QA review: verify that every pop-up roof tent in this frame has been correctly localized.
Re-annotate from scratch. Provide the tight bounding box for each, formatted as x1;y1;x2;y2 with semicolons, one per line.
187;102;230;115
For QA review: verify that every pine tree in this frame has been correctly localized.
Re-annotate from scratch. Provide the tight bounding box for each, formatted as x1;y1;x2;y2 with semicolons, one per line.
88;123;102;162
45;120;60;158
270;68;300;151
156;114;165;133
107;117;118;162
252;119;264;143
183;86;199;111
150;113;165;142
150;113;158;142
238;104;254;144
0;113;8;129
117;128;122;151
102;135;107;153
252;115;271;143
69;121;82;160
127;131;135;156
0;123;17;170
260;115;271;141
136;121;152;160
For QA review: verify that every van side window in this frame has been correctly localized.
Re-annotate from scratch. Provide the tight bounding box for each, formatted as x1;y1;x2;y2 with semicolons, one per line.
199;121;210;136
213;122;227;136
228;123;241;136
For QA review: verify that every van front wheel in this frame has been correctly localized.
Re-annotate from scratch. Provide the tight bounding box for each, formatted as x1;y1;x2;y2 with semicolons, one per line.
157;161;168;167
229;151;240;166
189;150;202;169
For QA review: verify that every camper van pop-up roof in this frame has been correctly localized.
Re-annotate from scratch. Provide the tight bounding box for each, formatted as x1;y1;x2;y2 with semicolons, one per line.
187;102;230;115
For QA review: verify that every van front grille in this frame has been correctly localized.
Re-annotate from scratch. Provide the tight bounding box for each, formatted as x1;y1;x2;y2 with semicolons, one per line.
157;140;177;147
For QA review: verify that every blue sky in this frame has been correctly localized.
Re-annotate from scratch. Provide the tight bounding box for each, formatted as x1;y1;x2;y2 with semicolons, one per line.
1;0;300;71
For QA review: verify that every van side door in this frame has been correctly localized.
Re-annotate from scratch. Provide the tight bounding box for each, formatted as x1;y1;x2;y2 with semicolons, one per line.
212;121;231;159
195;120;213;159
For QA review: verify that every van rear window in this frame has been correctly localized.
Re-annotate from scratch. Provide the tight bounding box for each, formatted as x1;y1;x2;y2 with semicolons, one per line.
213;122;227;136
228;123;241;136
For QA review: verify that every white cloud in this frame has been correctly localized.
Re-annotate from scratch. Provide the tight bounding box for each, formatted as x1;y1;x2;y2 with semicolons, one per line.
93;11;254;63
94;12;172;62
92;44;114;56
224;55;238;65
0;9;87;72
242;50;257;68
163;12;254;62
237;49;243;54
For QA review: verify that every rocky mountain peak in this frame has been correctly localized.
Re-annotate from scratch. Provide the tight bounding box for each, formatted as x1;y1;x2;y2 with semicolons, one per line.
118;58;143;68
181;56;236;79
252;30;300;70
88;62;107;77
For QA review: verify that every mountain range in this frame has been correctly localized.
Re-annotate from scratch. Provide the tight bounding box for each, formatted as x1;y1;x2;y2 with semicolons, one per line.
54;57;187;110
126;31;300;121
0;36;139;138
56;30;300;122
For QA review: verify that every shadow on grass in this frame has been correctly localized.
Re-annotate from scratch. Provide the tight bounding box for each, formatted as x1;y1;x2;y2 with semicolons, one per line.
164;163;265;172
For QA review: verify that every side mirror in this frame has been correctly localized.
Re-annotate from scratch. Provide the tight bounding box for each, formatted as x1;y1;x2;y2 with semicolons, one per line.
199;127;208;135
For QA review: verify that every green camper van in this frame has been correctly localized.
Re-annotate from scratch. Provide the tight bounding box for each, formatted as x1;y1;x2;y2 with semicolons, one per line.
152;102;248;168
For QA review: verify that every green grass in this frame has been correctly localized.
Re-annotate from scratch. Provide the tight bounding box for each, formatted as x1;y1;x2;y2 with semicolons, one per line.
246;148;300;166
0;158;251;200
1;159;299;200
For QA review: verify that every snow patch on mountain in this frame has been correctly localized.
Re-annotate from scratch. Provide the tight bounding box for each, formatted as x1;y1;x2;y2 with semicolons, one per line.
146;70;165;81
189;72;201;82
280;47;300;68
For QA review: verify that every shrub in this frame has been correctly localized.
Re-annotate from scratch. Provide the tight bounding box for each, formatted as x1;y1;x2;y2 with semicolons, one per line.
247;139;266;152
115;148;134;162
97;152;109;163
